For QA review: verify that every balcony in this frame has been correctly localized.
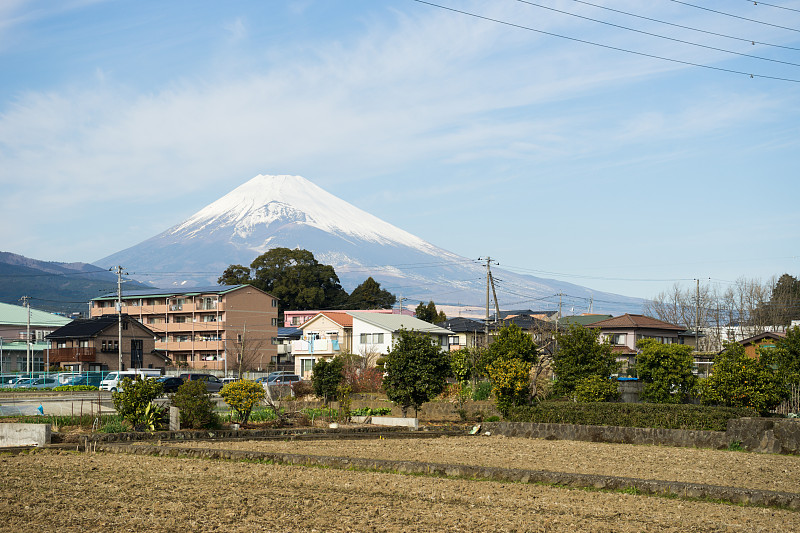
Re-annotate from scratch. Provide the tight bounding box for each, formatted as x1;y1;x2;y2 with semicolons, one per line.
48;347;97;363
291;338;340;356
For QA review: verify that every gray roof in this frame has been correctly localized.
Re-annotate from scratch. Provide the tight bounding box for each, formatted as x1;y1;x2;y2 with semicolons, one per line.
348;311;452;335
93;284;260;300
0;302;71;328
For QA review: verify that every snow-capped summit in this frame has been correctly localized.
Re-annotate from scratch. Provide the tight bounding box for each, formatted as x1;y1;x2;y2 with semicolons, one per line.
96;174;642;313
173;174;436;253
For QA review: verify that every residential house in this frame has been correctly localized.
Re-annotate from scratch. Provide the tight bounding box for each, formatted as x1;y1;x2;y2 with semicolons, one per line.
292;312;354;379
46;315;168;372
738;331;787;359
558;314;613;328
283;308;413;328
498;314;557;354
90;285;278;371
587;314;686;376
274;327;301;372
350;311;453;358
437;317;485;351
491;309;560;322
0;302;70;373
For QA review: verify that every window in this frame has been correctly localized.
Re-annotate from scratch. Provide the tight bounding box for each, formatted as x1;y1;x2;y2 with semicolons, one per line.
173;316;188;323
449;336;459;345
272;299;278;307
360;333;384;344
610;334;626;345
271;337;279;345
271;318;279;326
170;298;185;311
79;340;89;348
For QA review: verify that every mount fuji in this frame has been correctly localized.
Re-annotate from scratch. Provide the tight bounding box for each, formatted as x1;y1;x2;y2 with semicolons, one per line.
96;174;643;315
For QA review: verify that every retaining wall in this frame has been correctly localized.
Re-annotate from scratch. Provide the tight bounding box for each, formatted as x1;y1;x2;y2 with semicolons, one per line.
483;417;800;454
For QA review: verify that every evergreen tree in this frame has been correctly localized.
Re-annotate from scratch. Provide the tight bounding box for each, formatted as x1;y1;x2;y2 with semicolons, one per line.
382;329;451;416
552;324;618;397
218;248;348;311
636;339;696;404
346;277;396;309
415;300;446;323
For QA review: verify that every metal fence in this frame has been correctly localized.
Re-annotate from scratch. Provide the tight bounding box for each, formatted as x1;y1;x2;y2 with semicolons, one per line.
772;384;800;416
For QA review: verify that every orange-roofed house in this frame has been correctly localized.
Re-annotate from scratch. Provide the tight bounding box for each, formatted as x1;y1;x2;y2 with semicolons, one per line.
292;312;353;379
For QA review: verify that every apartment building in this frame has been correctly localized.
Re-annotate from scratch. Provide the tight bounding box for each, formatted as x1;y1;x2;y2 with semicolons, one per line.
91;285;279;371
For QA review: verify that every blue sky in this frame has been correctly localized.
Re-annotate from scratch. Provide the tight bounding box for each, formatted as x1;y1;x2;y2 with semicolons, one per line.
1;0;798;301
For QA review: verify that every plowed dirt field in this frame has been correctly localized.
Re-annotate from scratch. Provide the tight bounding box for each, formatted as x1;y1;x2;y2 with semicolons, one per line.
2;435;799;532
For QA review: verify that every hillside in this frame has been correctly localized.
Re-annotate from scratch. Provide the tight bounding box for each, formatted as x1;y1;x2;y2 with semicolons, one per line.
0;252;149;316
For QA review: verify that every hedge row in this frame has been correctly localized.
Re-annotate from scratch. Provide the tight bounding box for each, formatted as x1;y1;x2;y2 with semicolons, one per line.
506;401;758;432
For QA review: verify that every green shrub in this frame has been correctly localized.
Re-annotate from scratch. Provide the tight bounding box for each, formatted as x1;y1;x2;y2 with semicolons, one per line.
52;385;99;392
171;379;219;429
574;375;620;403
487;358;532;416
472;380;491;401
506;401;756;432
111;377;164;430
312;357;344;405
349;407;392;417
220;380;265;424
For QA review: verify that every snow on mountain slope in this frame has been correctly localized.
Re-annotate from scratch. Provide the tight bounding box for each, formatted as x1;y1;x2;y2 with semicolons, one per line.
173;175;441;253
96;174;643;314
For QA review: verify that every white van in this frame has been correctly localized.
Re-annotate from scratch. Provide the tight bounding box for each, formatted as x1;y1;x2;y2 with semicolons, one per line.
99;369;162;392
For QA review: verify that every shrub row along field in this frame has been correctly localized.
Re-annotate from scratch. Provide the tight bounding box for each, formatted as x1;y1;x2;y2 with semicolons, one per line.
506;401;759;431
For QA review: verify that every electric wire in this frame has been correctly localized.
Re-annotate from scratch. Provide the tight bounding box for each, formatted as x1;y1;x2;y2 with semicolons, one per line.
669;0;800;32
566;0;800;50
410;0;800;82
514;0;800;68
740;0;800;14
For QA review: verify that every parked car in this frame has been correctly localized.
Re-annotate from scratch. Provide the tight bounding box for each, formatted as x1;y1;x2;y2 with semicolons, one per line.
178;373;224;393
9;377;59;389
155;376;185;393
220;377;239;385
63;374;103;388
267;374;302;386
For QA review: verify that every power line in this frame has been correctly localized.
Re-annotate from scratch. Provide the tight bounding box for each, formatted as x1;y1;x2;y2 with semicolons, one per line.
566;0;800;50
670;0;800;32
514;0;800;68
740;0;800;14
409;0;800;82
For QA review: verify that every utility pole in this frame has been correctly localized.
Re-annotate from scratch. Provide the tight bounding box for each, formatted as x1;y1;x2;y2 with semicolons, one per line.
479;257;500;346
695;278;700;353
114;266;124;371
21;296;31;375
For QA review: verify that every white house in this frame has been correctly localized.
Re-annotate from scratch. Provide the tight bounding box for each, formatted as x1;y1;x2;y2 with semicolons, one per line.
349;311;453;357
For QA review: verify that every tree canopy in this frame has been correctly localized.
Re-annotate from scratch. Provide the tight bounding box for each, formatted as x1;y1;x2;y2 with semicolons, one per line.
487;323;538;366
218;248;348;311
636;339;696;404
382;329;451;416
346;277;396;309
552;324;618;397
699;342;787;412
415;301;446;323
754;274;800;327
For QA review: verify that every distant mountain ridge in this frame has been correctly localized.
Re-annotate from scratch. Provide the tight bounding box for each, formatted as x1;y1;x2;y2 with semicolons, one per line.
96;174;644;315
0;251;149;315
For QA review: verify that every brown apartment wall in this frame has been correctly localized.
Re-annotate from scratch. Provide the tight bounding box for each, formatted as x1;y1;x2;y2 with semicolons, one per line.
224;287;278;372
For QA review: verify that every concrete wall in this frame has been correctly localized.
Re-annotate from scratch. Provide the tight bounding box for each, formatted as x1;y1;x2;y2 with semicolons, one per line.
0;423;51;447
483;418;800;454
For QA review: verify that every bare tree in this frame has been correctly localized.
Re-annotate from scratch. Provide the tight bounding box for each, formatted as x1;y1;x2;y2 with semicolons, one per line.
229;324;266;378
